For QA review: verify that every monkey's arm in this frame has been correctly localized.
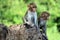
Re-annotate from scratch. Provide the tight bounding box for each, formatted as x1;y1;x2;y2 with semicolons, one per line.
42;25;46;35
34;13;38;27
23;11;31;25
23;11;28;23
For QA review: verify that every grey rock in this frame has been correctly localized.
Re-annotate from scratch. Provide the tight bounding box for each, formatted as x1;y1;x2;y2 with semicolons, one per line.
6;24;42;40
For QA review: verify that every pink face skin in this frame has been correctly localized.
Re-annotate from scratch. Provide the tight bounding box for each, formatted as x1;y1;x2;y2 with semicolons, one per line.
32;8;36;12
28;5;36;12
41;14;49;20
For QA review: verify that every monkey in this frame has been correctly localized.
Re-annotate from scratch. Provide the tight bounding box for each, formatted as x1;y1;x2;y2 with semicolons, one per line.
23;3;41;33
38;11;50;40
23;3;38;27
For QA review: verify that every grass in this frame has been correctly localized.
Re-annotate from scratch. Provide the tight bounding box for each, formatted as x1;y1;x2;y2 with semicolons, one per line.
47;24;60;40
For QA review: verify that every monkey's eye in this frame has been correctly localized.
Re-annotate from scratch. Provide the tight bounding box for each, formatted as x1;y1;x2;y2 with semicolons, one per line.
32;6;37;8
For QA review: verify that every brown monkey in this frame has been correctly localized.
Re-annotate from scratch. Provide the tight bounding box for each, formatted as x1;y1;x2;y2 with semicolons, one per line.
23;3;40;33
38;11;50;40
24;3;38;27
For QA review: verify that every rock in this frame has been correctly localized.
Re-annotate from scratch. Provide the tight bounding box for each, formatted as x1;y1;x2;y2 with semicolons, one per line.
0;24;8;40
6;24;42;40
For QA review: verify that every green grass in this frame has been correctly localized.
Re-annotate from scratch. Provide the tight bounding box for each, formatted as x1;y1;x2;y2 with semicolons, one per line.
47;24;60;40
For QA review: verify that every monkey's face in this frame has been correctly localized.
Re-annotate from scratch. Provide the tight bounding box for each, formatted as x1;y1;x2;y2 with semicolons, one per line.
28;4;37;12
31;5;37;12
41;13;49;20
32;7;36;12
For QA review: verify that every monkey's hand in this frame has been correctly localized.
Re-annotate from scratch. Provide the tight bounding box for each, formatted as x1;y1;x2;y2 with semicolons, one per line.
31;24;34;27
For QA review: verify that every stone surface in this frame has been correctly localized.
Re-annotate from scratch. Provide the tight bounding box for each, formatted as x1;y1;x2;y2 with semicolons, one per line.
0;24;8;40
6;24;42;40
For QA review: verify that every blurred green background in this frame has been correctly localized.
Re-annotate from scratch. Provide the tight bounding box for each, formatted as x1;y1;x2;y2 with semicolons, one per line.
0;0;60;40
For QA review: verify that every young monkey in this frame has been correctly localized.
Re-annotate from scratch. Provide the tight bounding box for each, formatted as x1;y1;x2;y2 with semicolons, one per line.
24;3;38;27
23;3;41;33
38;12;50;40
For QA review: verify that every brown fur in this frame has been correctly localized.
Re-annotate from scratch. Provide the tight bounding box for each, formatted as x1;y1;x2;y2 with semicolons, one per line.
28;3;37;11
38;11;50;20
